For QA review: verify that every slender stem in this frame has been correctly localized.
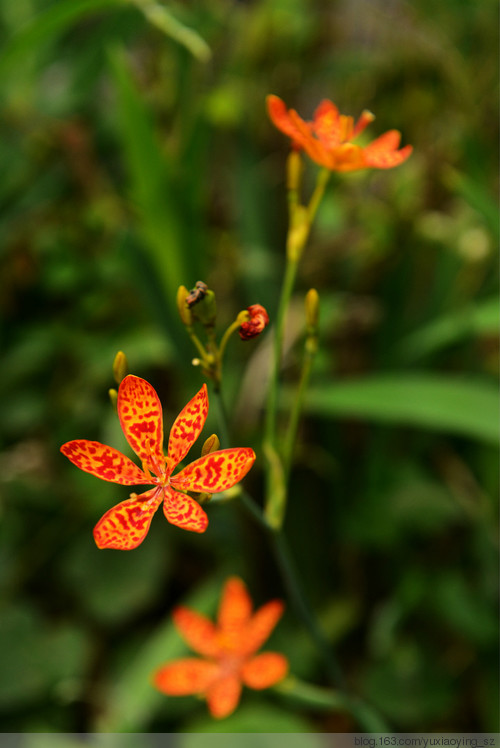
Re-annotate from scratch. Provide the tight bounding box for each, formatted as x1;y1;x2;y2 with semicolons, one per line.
212;383;388;731
240;488;271;530
270;530;345;690
271;532;390;731
218;318;242;362
282;338;316;479
307;167;330;223
211;385;230;447
274;676;346;710
275;678;390;731
264;168;330;511
212;385;271;531
264;256;299;450
187;328;207;360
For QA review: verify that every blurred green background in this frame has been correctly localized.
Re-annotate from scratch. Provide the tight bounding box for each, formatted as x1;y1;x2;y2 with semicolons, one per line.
0;0;498;734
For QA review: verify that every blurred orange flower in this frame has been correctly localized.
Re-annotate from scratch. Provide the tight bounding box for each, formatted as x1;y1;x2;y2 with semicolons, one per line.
61;376;255;549
238;304;270;340
153;576;288;719
267;94;412;172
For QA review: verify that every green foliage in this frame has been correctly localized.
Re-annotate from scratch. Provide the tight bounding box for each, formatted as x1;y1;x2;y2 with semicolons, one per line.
300;374;499;444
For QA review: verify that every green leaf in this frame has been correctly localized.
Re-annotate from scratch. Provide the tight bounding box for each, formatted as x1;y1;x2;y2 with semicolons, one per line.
0;604;91;709
180;703;319;739
96;576;223;732
0;0;210;79
130;0;211;62
397;296;499;360
108;46;190;310
300;374;499;444
446;168;500;243
60;529;170;625
0;0;122;75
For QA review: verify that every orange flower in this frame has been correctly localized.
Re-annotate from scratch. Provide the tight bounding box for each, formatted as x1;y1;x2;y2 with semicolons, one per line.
61;376;255;549
267;94;412;172
153;576;288;719
238;304;270;340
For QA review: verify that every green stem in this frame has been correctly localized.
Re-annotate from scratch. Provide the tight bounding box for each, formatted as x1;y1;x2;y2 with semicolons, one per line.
307;167;330;223
212;388;388;731
275;677;390;731
264;256;299;451
270;530;345;690
187;328;207;360
282;336;317;479
212;386;271;530
217;317;243;362
264;167;330;520
211;385;230;447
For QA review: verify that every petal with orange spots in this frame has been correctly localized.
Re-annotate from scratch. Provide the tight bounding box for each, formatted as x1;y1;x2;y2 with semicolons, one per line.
241;652;288;690
118;376;164;473
364;131;412;169
241;600;284;656
61;440;149;485
171;448;255;494
172;606;219;658
167;384;208;467
163;485;208;533
154;658;219;696
266;95;307;145
206;674;242;719
313;99;346;148
93;488;162;550
217;576;252;634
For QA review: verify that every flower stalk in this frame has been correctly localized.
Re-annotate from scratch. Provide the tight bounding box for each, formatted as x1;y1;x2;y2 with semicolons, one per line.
264;165;329;529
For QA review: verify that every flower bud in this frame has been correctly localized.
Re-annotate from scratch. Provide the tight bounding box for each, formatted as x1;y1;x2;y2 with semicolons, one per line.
201;433;220;456
238;304;270;340
176;285;193;326
305;289;319;331
113;351;128;384
108;388;118;410
187;282;217;326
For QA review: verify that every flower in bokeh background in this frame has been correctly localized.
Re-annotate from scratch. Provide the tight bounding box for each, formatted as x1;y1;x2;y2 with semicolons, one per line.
267;94;412;172
153;576;288;718
61;376;255;549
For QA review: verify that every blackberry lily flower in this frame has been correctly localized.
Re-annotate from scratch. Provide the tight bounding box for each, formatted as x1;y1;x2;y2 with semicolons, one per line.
61;376;255;549
154;576;288;718
267;94;412;172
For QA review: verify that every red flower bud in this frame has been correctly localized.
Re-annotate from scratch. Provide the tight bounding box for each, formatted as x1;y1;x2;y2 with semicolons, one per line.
238;304;270;340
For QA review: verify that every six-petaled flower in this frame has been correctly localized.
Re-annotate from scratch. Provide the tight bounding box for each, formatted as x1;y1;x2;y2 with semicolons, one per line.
153;576;288;718
238;304;270;340
267;94;412;172
61;376;255;550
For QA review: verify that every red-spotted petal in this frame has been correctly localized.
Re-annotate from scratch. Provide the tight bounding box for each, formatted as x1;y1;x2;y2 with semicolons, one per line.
154;658;219;696
93;488;162;550
241;653;288;690
241;600;285;656
61;440;149;485
206;674;242;719
172;606;219;657
313;100;346;148
171;448;256;494
218;576;252;633
163;485;208;533
167;384;208;467
118;376;164;474
364;130;412;169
